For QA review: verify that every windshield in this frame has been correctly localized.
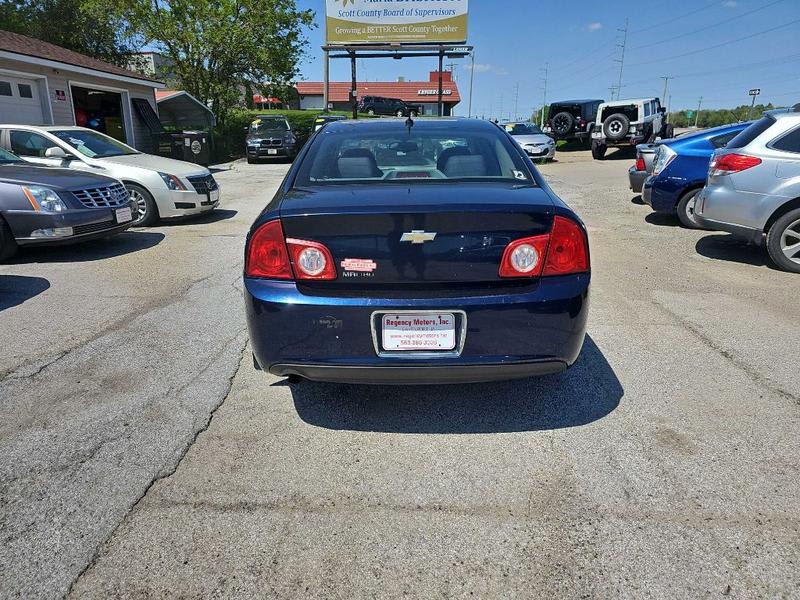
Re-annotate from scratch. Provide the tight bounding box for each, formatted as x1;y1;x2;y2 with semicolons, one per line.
249;118;290;134
295;125;534;186
51;130;138;158
505;123;543;136
0;148;22;164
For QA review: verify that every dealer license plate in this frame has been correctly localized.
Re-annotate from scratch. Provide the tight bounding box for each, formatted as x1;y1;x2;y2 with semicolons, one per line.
115;207;132;223
267;149;278;155
381;313;456;352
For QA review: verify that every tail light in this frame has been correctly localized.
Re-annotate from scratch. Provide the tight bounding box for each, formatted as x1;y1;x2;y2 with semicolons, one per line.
635;156;646;171
246;219;336;280
709;153;762;177
499;216;589;278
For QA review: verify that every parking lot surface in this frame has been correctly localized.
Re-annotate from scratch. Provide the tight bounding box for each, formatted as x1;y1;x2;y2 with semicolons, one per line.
1;149;798;598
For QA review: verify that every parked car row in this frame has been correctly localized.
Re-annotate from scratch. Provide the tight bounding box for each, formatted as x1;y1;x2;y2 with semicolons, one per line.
0;124;220;260
632;105;800;273
544;97;674;159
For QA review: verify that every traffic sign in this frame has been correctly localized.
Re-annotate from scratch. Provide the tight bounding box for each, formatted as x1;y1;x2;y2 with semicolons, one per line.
686;111;694;118
749;88;761;96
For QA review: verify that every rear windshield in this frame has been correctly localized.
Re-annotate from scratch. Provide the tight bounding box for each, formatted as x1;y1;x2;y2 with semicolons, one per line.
726;116;774;149
505;123;543;136
295;125;534;186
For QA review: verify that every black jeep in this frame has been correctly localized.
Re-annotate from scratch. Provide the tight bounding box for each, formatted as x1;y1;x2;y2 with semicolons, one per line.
544;99;604;143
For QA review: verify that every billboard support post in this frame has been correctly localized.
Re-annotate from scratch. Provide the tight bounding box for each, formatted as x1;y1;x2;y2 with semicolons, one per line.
323;48;330;114
350;52;358;120
437;49;444;117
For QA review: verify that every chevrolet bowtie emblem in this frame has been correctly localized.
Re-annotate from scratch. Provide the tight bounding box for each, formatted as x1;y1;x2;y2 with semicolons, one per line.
400;230;437;244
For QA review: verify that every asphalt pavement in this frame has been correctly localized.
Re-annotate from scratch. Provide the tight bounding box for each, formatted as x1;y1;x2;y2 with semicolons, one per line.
1;148;798;599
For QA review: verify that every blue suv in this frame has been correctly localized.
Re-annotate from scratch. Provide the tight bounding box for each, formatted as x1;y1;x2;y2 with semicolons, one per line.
642;122;749;228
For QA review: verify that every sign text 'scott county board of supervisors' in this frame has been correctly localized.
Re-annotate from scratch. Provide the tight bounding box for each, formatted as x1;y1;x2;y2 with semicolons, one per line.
326;0;468;44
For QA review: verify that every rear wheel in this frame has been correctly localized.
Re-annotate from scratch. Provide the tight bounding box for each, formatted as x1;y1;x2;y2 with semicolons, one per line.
676;189;704;229
367;108;375;116
551;111;574;137
591;141;607;160
126;183;158;227
409;110;418;118
662;123;675;139
603;113;630;142
766;208;800;273
0;216;18;261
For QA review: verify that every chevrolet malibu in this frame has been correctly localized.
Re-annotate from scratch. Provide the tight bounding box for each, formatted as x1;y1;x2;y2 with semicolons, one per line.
244;118;590;384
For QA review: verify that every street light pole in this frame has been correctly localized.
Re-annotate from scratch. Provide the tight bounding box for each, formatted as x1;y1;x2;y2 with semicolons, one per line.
468;50;475;118
695;96;702;128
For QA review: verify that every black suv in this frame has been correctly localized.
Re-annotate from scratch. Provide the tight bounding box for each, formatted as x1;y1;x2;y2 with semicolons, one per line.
544;99;604;142
245;115;297;163
358;96;422;117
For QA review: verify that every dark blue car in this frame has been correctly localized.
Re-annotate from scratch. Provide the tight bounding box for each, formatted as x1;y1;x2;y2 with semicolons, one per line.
244;118;590;385
642;122;749;228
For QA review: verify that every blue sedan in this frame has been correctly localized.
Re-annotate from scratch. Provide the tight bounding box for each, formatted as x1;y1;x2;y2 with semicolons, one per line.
244;118;590;385
642;122;749;228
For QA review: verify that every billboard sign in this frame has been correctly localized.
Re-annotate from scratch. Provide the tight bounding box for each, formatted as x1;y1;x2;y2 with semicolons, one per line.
326;0;468;45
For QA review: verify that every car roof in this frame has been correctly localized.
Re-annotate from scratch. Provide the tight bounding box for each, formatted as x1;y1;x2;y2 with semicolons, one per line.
550;99;603;105
600;98;658;105
668;122;750;145
323;117;499;133
0;125;87;131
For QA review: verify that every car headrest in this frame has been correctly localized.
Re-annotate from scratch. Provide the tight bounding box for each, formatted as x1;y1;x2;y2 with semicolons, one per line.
437;146;471;172
441;155;487;178
338;148;382;179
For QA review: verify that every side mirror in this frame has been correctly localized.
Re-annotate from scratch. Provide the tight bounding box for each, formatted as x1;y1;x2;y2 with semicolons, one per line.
45;146;69;159
243;127;249;132
659;107;667;114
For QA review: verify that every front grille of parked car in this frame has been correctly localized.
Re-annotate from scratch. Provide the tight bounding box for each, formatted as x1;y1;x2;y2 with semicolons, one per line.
260;139;283;147
73;220;117;235
72;183;129;209
186;174;219;195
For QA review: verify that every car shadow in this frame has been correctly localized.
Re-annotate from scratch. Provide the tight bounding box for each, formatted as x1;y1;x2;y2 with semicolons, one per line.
603;146;636;161
695;233;775;268
289;335;622;434
0;275;50;311
7;231;164;264
631;195;644;205
645;212;678;227
157;209;238;227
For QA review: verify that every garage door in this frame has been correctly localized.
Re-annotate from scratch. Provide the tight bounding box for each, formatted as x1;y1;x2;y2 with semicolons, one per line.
0;75;45;125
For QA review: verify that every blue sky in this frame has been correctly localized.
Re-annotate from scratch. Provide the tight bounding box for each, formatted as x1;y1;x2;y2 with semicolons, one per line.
295;0;800;118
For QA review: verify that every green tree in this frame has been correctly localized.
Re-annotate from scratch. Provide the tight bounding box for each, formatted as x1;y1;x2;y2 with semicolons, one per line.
92;0;314;123
0;0;138;66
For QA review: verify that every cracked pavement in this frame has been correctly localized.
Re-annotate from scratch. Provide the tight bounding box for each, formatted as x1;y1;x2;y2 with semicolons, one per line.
2;150;800;598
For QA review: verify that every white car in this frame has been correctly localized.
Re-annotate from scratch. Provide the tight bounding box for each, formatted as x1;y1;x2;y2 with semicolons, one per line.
503;122;556;161
0;125;220;225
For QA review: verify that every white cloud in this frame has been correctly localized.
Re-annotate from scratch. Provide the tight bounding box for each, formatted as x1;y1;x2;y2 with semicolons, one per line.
723;0;737;6
462;63;508;75
586;22;603;32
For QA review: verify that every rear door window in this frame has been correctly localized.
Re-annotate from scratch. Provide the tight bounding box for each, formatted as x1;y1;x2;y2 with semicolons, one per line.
727;116;775;149
770;126;800;154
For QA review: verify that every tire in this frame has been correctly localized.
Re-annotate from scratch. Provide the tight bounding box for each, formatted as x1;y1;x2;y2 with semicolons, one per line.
0;216;18;261
551;111;574;137
766;208;800;273
676;189;704;229
591;141;607;160
396;110;404;117
126;183;159;227
366;108;375;116
662;123;675;139
603;113;630;142
410;110;418;118
246;157;255;164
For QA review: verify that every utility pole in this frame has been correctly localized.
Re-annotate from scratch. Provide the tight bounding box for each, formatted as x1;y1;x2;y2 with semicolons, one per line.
613;19;628;102
540;62;548;128
660;76;674;122
513;82;520;122
468;50;475;118
695;96;702;128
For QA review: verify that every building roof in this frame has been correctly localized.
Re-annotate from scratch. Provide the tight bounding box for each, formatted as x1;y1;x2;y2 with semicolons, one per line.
297;79;461;104
0;29;162;86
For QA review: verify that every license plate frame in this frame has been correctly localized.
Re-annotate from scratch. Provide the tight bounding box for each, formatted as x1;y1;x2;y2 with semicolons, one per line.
209;188;220;203
267;149;278;155
371;310;467;358
115;207;132;223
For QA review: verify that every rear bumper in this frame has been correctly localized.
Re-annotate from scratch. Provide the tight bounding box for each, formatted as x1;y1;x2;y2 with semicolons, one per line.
628;166;647;193
642;177;679;213
245;275;590;385
270;360;567;385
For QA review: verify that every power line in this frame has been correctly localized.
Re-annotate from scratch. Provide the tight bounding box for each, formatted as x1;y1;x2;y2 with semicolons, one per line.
628;1;720;36
611;19;629;101
629;18;800;68
631;0;786;51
